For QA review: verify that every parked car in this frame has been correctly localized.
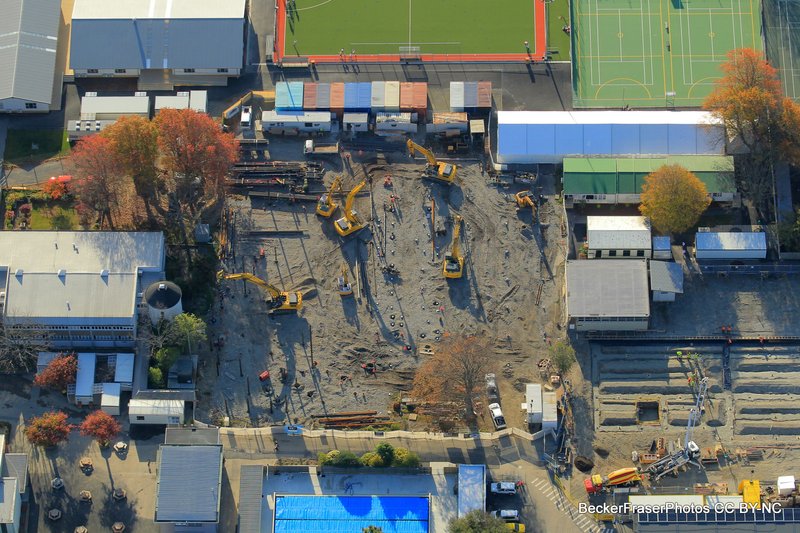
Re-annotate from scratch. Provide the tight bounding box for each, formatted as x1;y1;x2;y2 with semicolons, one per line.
485;373;499;401
506;522;526;532
491;509;520;522
241;106;252;129
489;481;517;495
489;402;507;430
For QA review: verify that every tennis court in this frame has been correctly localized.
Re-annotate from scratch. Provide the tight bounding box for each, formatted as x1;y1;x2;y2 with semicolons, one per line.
572;0;762;108
273;495;430;532
764;0;800;100
275;0;546;63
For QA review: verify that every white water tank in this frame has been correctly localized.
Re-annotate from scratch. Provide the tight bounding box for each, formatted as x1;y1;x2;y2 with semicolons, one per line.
144;281;183;326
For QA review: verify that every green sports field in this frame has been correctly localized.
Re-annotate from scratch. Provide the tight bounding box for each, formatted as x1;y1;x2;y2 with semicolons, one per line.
284;0;538;56
764;0;800;100
572;0;762;108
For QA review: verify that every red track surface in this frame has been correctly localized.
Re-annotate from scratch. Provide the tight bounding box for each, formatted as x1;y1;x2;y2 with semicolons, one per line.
274;0;547;64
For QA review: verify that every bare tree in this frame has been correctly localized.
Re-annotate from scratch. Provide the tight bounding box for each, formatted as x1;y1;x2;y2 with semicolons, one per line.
0;321;50;373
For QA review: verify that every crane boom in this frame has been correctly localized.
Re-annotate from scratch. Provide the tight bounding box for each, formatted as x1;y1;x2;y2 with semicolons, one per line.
406;139;437;166
684;377;709;450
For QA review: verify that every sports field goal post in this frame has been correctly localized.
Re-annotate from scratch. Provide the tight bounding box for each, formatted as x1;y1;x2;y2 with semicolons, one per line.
399;46;422;61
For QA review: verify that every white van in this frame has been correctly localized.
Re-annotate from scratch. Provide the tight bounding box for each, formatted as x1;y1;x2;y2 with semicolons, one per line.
241;106;253;129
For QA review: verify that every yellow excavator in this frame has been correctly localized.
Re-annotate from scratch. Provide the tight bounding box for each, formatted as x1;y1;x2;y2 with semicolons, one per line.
514;191;536;219
442;214;464;279
406;139;457;185
337;264;353;297
216;271;302;315
334;179;367;237
316;175;343;218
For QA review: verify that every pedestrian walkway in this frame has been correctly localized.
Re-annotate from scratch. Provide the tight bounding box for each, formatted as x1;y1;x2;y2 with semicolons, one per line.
529;478;611;533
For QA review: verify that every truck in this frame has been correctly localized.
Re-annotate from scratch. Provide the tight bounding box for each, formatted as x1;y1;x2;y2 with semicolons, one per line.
583;467;641;494
304;140;339;157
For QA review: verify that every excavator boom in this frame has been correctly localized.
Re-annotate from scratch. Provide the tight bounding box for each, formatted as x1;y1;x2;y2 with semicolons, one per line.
316;175;342;217
442;215;464;279
406;139;437;166
334;179;368;237
217;271;302;315
406;139;457;184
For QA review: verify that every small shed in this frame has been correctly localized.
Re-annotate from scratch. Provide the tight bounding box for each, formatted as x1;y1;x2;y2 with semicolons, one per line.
522;383;543;426
75;353;97;406
80;94;150;120
469;119;485;138
189;91;208;113
542;392;558;433
695;231;767;260
652;236;672;260
587;216;652;259
275;81;304;110
649;260;684;302
375;112;416;134
260;111;332;134
113;353;135;390
100;382;121;416
343;113;369;133
129;399;184;425
428;112;468;135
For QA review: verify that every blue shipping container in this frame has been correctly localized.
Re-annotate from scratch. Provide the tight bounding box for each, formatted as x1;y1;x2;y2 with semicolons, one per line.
356;83;372;110
276;81;304;110
344;83;359;109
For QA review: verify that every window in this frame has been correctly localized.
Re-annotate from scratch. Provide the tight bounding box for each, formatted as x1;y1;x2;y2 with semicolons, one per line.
114;68;127;74
622;250;631;257
594;251;601;259
609;250;617;257
87;69;99;73
217;68;229;73
305;123;313;128
25;102;37;109
184;68;195;73
136;415;145;421
636;250;645;257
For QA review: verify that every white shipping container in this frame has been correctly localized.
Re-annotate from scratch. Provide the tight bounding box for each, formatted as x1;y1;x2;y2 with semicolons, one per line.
128;399;184;425
384;81;400;111
695;232;767;260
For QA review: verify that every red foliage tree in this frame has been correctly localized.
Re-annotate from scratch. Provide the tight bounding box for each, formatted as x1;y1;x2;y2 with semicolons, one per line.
154;108;238;209
71;135;124;229
103;116;161;201
42;176;72;200
25;411;72;447
80;410;121;446
33;353;78;391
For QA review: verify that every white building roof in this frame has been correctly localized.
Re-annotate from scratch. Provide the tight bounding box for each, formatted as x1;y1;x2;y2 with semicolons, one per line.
155;94;190;110
542;392;558;424
73;0;244;20
695;231;766;252
101;382;121;407
114;353;135;383
155;445;223;523
524;383;542;414
587;216;651;250
80;95;150;120
567;260;650;318
129;399;184;416
261;110;331;124
0;477;17;524
649;261;684;294
499;110;717;125
75;353;96;398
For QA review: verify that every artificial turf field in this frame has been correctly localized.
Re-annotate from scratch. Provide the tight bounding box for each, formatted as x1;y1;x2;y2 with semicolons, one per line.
572;0;762;108
764;0;800;100
278;0;546;62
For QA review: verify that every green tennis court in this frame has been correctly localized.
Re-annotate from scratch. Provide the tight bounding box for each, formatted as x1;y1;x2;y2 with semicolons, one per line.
572;0;762;108
764;0;800;100
284;0;539;57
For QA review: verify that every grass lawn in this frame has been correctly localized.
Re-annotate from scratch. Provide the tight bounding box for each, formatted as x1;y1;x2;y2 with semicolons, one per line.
286;0;537;55
546;0;571;61
29;202;79;230
4;129;70;164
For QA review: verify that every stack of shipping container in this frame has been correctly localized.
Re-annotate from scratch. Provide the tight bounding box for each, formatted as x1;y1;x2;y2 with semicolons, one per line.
450;81;492;112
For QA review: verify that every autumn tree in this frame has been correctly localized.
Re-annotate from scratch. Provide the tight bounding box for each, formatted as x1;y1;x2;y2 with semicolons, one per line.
71;135;124;229
639;164;711;235
448;510;508;533
104;116;161;203
80;410;121;446
34;353;78;391
154;109;238;211
704;48;800;214
25;411;72;447
411;336;493;418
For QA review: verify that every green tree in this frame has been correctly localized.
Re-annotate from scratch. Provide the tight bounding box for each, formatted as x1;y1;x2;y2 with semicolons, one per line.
154;346;181;373
360;451;384;467
375;443;395;466
392;448;421;468
148;367;165;388
549;340;576;375
448;510;508;533
363;527;384;533
169;313;207;353
639;165;711;235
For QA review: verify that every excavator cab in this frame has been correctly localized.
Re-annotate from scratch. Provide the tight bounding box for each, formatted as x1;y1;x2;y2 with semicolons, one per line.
337;264;353;297
442;215;464;279
407;139;457;185
316;176;342;218
334;179;367;237
514;191;535;209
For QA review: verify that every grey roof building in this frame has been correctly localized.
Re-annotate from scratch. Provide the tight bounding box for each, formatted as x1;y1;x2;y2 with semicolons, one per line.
155;442;223;529
0;0;61;113
70;0;246;80
649;260;684;302
566;259;650;331
0;231;165;349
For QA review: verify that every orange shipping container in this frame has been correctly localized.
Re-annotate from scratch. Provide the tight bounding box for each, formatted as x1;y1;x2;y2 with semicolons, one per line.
400;83;414;110
330;82;345;109
303;83;318;110
477;81;492;108
412;83;427;118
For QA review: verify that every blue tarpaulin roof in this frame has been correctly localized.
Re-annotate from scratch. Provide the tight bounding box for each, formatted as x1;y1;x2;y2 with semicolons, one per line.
276;81;304;110
274;495;429;533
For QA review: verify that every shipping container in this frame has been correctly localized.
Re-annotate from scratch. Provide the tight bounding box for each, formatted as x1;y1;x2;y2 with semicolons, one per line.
261;110;333;133
316;83;331;110
344;113;369;133
303;83;318;110
330;82;345;116
371;81;385;110
464;82;479;108
356;82;372;109
400;82;414;110
429;112;469;134
385;81;400;111
375;112;417;133
450;81;465;111
344;83;359;109
477;81;492;108
412;83;427;118
275;81;304;110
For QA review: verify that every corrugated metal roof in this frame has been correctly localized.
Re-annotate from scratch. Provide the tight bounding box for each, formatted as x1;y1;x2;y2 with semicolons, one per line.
2;454;29;493
261;110;332;124
384;81;400;110
114;353;135;383
129;399;184;415
238;465;264;533
76;353;97;398
343;113;368;124
653;236;671;251
275;82;303;110
566;260;650;318
450;82;464;110
316;83;330;109
0;0;60;105
371;81;385;109
155;445;223;523
587;216;652;250
649;260;683;293
0;478;17;524
70;1;244;71
80;96;150;119
499;111;718;125
101;382;121;407
695;232;767;251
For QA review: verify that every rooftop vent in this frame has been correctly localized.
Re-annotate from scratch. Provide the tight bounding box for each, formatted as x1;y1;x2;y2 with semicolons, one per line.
158;283;166;291
14;269;22;277
58;269;66;277
101;269;109;277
